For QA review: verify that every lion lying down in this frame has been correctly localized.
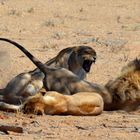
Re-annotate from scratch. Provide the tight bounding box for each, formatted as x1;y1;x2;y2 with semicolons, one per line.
23;90;104;115
0;90;103;116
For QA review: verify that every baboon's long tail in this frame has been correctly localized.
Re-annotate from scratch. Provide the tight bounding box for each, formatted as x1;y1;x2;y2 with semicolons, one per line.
0;38;51;75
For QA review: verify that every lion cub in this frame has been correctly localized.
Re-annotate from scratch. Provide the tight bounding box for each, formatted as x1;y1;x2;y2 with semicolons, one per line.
23;90;104;116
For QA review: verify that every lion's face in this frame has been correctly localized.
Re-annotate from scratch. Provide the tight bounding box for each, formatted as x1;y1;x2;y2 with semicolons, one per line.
77;46;96;72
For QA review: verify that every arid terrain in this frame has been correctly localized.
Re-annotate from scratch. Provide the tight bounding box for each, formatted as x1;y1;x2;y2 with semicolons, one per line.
0;0;140;139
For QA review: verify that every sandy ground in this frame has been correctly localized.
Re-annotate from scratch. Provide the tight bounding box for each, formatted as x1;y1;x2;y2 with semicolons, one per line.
0;0;140;139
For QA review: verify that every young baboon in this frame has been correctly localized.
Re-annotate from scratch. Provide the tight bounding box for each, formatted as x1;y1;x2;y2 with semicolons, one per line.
0;38;96;104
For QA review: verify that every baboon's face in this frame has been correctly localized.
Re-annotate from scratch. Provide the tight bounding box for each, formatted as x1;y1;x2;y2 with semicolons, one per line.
77;46;96;72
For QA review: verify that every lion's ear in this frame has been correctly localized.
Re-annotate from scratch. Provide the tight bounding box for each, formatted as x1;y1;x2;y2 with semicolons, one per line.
39;88;47;96
40;91;46;96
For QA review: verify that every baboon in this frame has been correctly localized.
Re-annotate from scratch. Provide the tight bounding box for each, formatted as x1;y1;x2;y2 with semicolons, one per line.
0;38;96;104
0;90;104;116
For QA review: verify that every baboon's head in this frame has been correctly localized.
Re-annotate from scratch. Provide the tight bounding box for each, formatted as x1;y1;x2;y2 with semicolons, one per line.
76;46;96;72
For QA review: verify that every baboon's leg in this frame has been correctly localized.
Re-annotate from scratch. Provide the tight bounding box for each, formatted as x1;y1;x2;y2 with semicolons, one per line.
3;95;25;105
0;102;21;112
0;89;4;101
0;89;4;94
3;73;31;103
21;79;44;97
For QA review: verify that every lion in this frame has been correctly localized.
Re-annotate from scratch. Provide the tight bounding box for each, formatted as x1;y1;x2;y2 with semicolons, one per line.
105;57;140;111
0;38;96;104
23;90;104;116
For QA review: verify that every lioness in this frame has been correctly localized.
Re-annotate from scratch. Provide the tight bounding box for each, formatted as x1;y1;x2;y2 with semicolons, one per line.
0;38;96;104
0;90;103;116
